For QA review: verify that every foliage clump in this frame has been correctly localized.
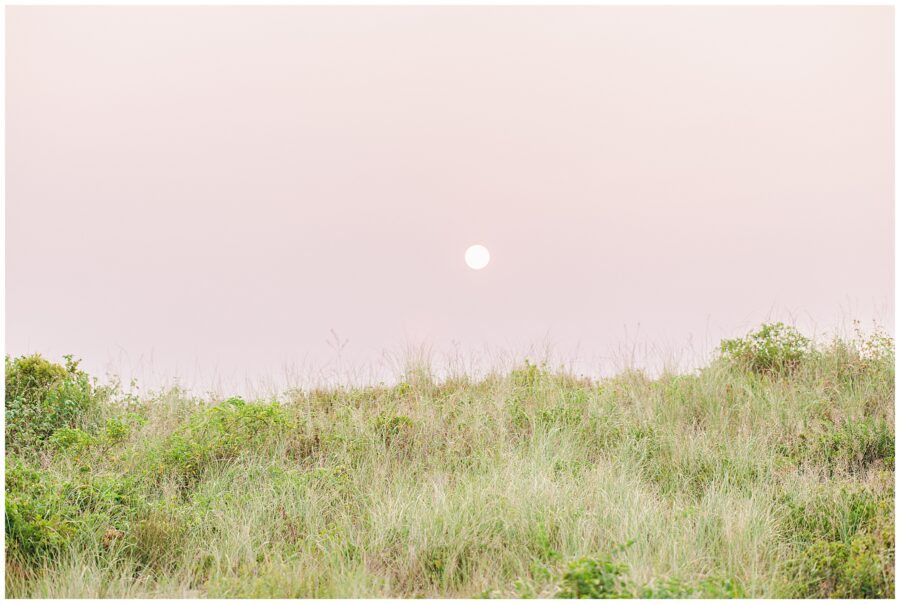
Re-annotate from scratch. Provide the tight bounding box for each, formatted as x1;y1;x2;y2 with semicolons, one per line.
555;552;632;598
162;397;290;486
4;460;76;562
48;427;98;453
373;414;414;444
5;459;144;567
553;546;746;599
5;354;100;452
786;509;894;598
781;489;894;598
778;418;894;475
720;322;811;375
512;359;548;389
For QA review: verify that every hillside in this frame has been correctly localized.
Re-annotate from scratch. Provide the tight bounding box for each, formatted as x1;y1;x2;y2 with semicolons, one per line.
4;323;895;598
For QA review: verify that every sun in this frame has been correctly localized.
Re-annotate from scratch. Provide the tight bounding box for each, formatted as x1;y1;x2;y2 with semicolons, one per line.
464;244;490;270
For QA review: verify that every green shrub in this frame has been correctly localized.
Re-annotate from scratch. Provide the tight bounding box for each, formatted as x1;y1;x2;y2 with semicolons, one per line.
104;417;131;444
785;494;894;597
782;488;881;545
658;576;745;598
788;533;893;598
818;418;894;473
555;553;632;598
5;460;76;563
512;359;547;389
554;545;747;599
780;419;894;475
62;473;144;519
5;354;99;452
373;414;414;444
638;576;745;598
48;427;98;453
5;458;147;567
720;323;811;375
536;406;583;430
162;397;290;486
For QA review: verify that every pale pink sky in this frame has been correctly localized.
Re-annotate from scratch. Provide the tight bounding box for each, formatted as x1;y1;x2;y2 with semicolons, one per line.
6;7;894;392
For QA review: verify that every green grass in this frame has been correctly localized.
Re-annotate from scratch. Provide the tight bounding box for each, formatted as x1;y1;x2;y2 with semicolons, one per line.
4;323;895;598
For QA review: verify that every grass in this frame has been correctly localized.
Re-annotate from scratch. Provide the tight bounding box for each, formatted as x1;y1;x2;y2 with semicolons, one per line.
4;323;895;598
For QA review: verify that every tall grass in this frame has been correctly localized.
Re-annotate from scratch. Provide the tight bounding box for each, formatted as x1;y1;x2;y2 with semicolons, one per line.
4;323;894;598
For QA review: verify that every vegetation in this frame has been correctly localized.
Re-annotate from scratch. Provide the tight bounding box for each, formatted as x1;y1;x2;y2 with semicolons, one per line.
5;323;895;597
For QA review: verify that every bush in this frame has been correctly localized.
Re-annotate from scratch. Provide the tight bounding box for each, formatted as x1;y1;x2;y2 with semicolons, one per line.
788;531;894;598
512;359;547;389
104;417;131;443
48;427;98;453
779;419;894;475
5;354;99;452
554;547;747;599
637;576;745;598
556;553;632;598
785;494;894;598
4;460;77;563
162;397;291;486
5;456;153;566
373;414;414;444
720;323;811;375
818;419;894;474
782;488;882;545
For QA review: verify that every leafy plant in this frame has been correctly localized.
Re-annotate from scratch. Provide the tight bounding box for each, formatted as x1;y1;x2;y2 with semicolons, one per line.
783;492;894;598
162;397;291;486
104;417;131;443
48;427;97;453
788;531;894;598
556;549;633;598
5;354;100;452
512;359;547;389
373;414;414;444
779;419;894;475
4;460;77;563
638;576;745;598
720;322;811;375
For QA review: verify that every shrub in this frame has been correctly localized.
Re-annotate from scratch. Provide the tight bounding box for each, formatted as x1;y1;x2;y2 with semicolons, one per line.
817;418;894;473
162;397;291;486
785;494;894;598
554;545;747;599
512;359;547;389
556;553;632;598
788;533;893;598
4;460;78;564
373;414;414;444
638;576;745;598
5;354;99;452
5;457;147;567
720;323;811;375
48;427;98;453
104;417;131;443
779;419;894;475
856;322;895;370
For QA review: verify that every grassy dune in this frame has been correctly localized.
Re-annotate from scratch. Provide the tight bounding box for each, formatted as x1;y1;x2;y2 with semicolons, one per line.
4;324;895;598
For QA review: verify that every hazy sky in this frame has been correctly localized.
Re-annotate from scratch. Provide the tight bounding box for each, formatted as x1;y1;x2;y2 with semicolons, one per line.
6;7;894;393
